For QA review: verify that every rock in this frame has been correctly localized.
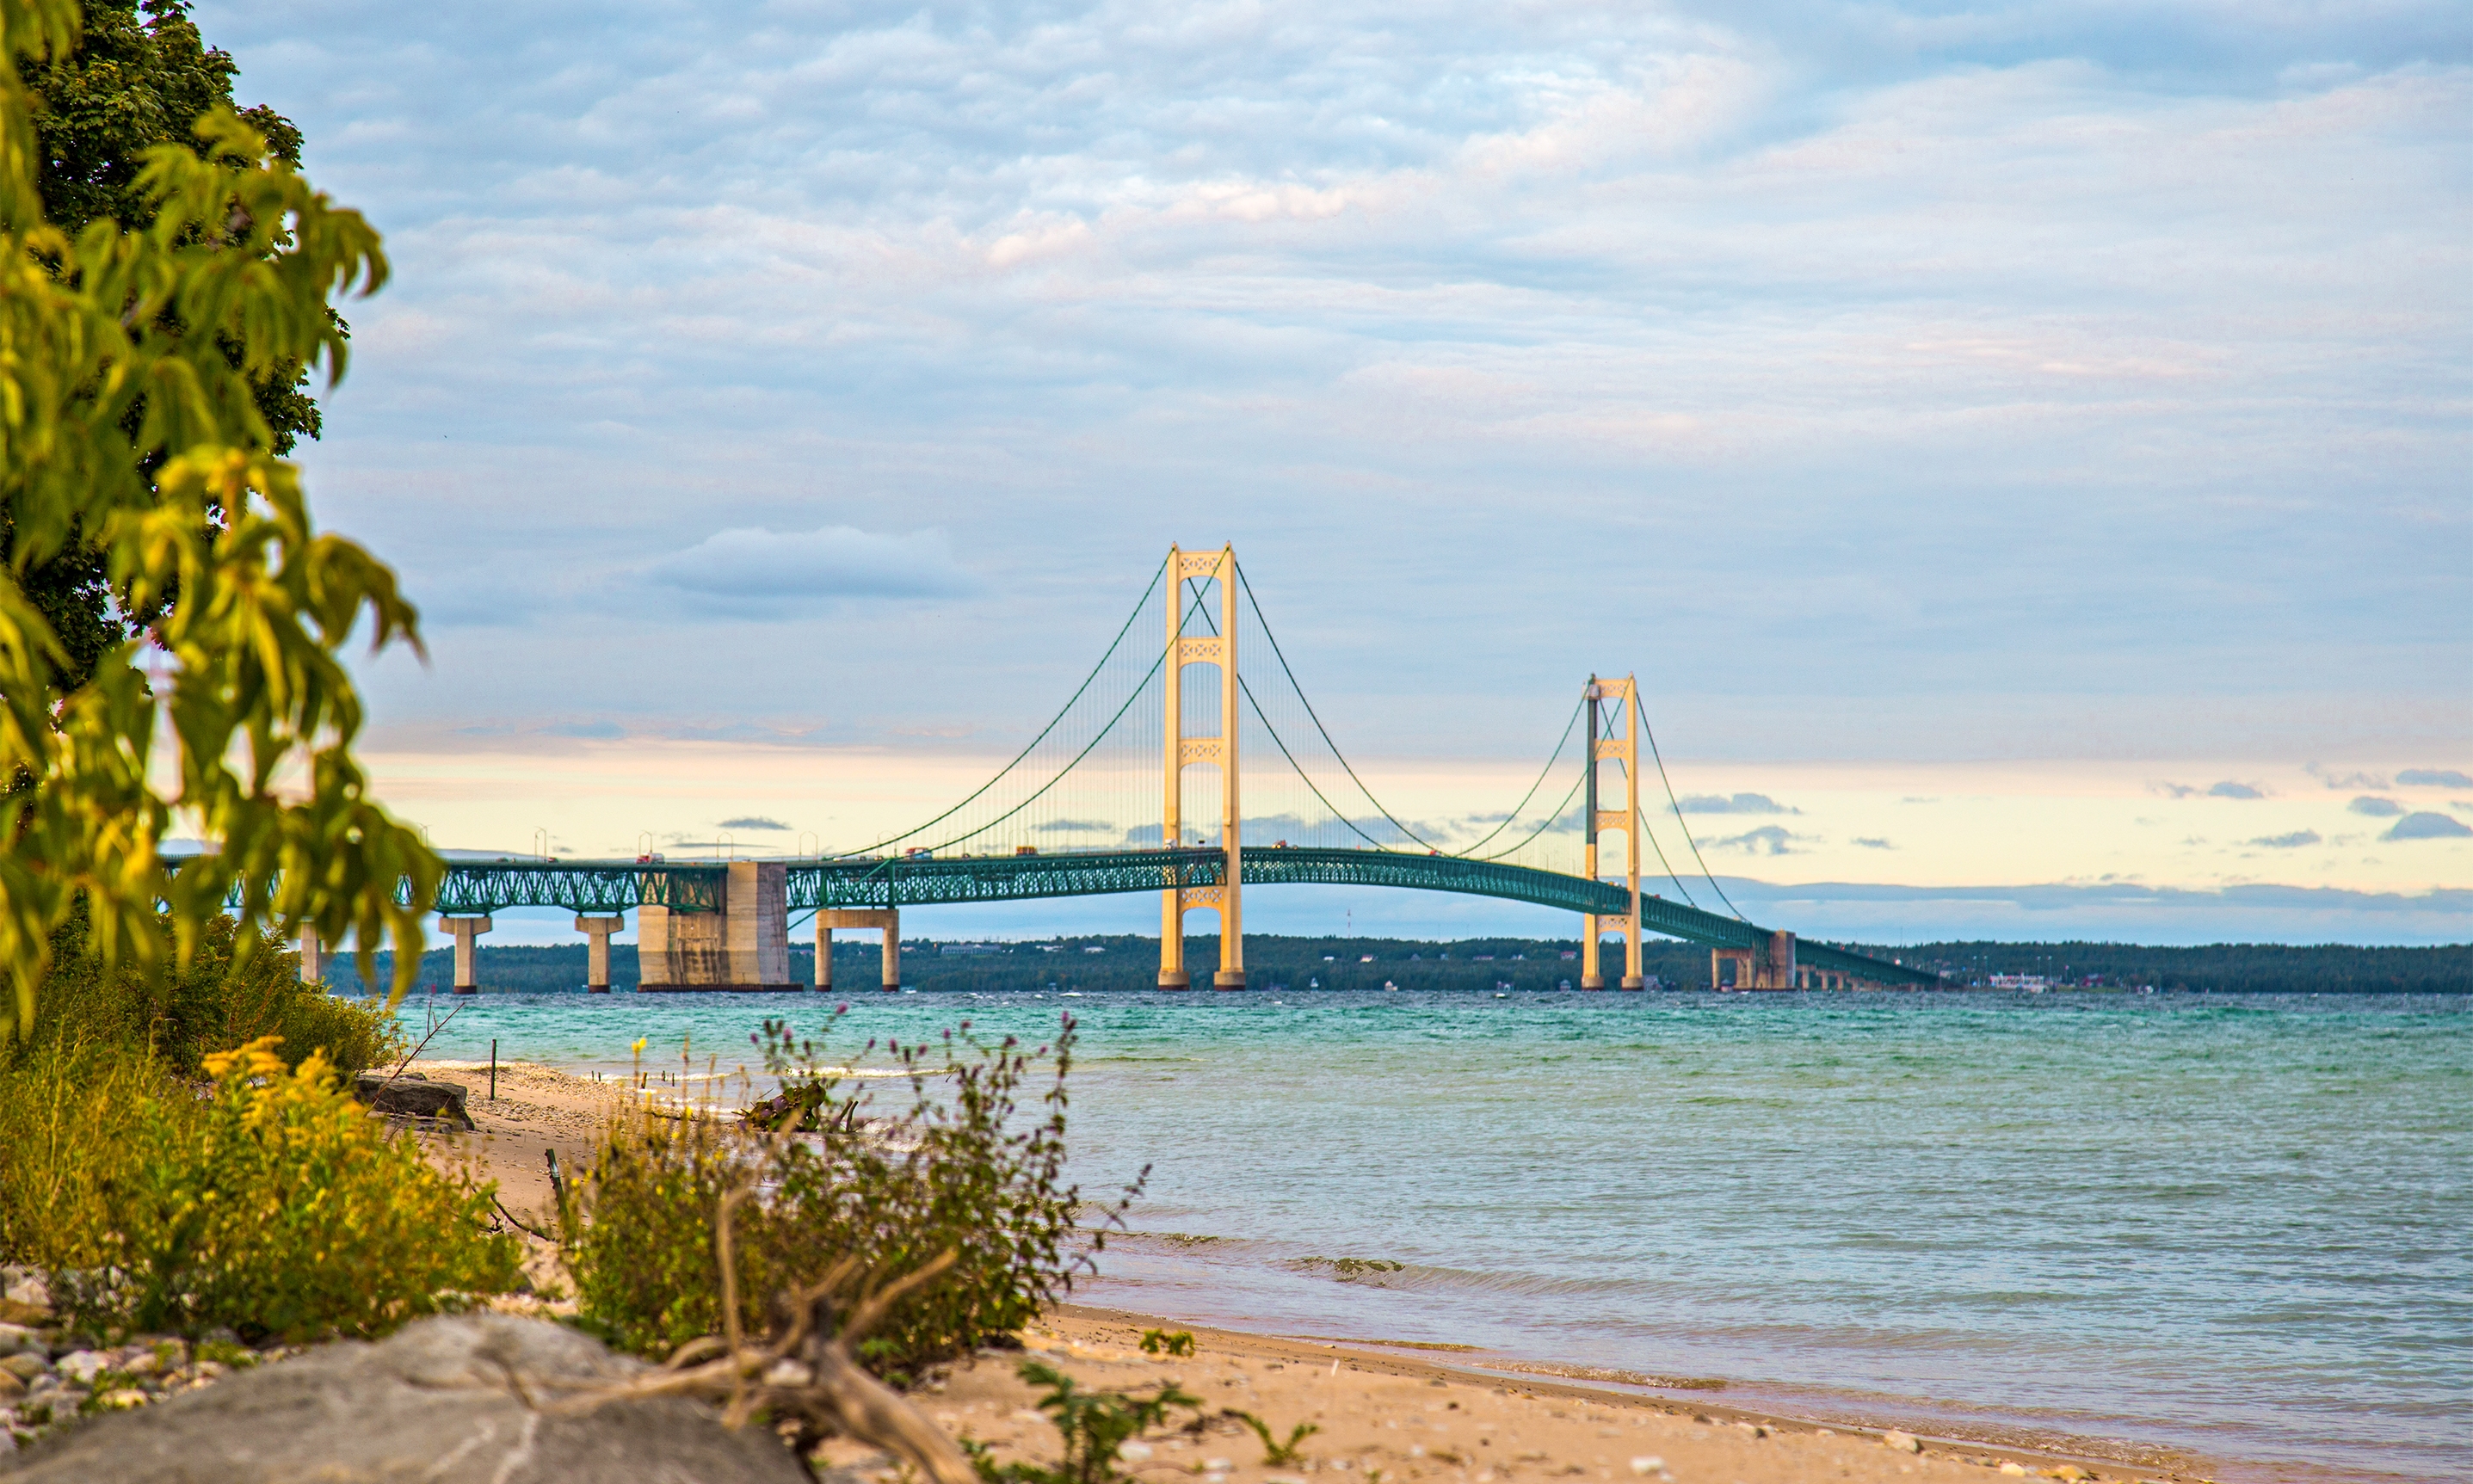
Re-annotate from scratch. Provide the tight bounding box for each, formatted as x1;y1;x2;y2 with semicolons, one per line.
2046;1469;2092;1481
0;1321;36;1355
1882;1430;1922;1453
52;1352;104;1385
2000;1466;2030;1477
96;1389;149;1409
352;1072;475;1128
2;1313;810;1483
0;1353;45;1382
1;1269;52;1323
1627;1456;1664;1476
0;1370;22;1400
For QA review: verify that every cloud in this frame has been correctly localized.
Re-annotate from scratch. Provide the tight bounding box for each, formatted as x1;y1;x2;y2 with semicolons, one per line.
1710;825;1798;855
2307;765;2389;791
2397;768;2473;788
1712;878;2473;946
716;816;789;830
200;0;2473;802
648;527;972;608
2247;831;2321;849
1852;837;1895;850
544;720;626;740
2207;781;2266;800
2348;797;2406;817
1678;793;1799;815
1033;819;1116;834
2384;812;2473;841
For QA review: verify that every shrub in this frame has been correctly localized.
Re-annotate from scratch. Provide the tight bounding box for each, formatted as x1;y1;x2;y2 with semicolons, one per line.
0;1025;181;1270
566;1013;1140;1382
971;1360;1200;1484
21;909;402;1079
53;1037;521;1341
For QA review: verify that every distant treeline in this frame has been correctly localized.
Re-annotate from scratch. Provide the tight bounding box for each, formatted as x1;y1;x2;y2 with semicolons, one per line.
1894;940;2473;994
318;933;2473;996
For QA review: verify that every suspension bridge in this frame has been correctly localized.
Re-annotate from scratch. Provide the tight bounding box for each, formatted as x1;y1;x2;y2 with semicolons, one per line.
296;545;1935;994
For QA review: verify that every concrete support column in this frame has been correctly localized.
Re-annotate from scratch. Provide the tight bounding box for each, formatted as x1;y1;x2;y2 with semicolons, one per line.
576;914;624;994
638;865;792;991
297;924;323;984
815;921;831;990
441;915;491;994
1764;930;1797;991
819;909;900;991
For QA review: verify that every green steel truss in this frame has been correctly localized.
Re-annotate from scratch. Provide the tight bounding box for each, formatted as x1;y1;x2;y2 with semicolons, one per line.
334;847;1932;985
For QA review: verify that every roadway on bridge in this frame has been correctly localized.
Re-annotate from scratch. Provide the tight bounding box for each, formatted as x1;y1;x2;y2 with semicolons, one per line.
422;848;1935;986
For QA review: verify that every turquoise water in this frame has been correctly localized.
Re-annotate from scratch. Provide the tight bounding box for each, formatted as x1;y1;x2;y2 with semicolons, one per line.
416;988;2470;1483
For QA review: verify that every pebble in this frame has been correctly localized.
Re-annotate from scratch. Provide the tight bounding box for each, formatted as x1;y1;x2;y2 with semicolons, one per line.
1121;1444;1154;1462
2000;1466;2029;1478
1628;1456;1664;1475
1883;1430;1922;1453
55;1351;107;1384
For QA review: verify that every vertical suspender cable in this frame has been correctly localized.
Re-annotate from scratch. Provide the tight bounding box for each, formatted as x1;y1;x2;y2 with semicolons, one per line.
1636;691;1743;920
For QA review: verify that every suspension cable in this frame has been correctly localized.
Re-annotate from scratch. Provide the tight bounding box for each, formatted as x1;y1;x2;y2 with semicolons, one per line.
911;583;1213;855
830;555;1168;857
1238;671;1402;849
1231;561;1443;850
1184;582;1407;850
1453;694;1583;857
1636;690;1743;919
1470;765;1587;862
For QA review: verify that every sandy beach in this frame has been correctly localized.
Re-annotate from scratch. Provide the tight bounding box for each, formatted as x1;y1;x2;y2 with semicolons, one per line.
401;1060;2212;1484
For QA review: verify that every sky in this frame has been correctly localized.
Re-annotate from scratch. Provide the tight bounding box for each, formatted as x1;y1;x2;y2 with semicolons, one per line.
197;0;2472;945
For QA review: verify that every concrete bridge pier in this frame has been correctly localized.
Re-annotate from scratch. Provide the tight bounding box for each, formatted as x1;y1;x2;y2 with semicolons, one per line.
296;924;323;983
441;915;492;994
638;863;794;991
576;914;624;993
1711;931;1798;990
817;908;900;992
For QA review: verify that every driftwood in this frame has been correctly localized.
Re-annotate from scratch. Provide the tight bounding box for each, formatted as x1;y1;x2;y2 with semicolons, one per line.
543;1188;977;1484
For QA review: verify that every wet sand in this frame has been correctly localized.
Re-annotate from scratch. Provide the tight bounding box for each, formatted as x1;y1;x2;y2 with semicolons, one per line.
404;1061;2214;1484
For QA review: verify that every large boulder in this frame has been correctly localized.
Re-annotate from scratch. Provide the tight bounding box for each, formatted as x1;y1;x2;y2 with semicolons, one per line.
350;1073;474;1130
2;1314;809;1482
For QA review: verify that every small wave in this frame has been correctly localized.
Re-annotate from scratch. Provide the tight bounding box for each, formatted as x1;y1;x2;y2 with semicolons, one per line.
1483;1359;1727;1391
1286;1256;1408;1282
1280;1254;1622;1301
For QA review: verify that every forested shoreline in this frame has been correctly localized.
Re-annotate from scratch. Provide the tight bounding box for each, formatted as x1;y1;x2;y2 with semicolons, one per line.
321;934;2473;997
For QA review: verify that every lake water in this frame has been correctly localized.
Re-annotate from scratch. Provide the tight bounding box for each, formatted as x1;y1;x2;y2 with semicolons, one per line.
412;988;2470;1484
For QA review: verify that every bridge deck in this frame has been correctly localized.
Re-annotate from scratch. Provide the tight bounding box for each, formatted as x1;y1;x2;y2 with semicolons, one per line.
414;847;1933;985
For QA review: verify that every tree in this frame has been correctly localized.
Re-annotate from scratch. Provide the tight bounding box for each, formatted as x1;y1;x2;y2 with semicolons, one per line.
1;0;438;1033
7;0;324;695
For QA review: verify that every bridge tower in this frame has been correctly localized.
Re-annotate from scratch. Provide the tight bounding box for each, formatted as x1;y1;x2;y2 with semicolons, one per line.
1582;674;1647;991
1160;544;1244;990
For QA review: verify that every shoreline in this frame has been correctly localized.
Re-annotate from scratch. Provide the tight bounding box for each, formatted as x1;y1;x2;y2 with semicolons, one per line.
1042;1304;2203;1482
411;1059;2226;1484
